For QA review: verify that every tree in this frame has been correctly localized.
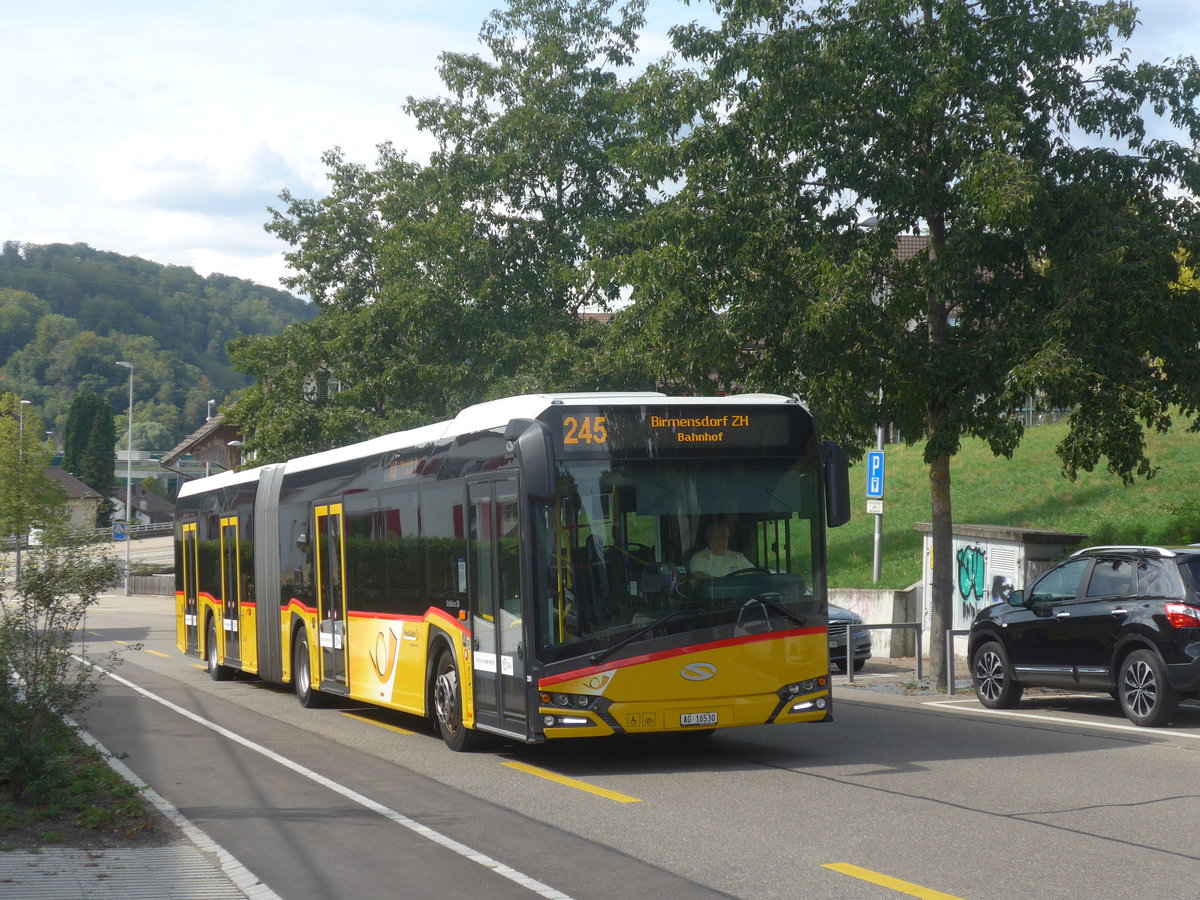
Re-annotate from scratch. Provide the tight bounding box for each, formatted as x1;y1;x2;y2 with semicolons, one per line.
0;395;63;549
253;0;651;460
62;392;116;524
622;0;1200;687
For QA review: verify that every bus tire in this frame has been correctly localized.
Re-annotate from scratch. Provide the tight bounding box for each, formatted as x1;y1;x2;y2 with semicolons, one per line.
293;629;324;708
433;648;477;752
206;617;232;681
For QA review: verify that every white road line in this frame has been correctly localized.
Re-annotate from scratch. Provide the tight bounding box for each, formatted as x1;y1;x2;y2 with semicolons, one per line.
82;659;574;900
924;697;1200;740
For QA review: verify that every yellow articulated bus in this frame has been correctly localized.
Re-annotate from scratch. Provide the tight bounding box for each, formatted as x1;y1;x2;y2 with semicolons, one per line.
175;392;850;750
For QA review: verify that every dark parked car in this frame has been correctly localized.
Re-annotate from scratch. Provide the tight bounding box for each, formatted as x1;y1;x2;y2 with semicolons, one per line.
829;604;872;672
968;545;1200;726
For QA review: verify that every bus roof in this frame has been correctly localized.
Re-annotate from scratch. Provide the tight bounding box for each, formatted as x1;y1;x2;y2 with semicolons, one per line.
178;391;801;499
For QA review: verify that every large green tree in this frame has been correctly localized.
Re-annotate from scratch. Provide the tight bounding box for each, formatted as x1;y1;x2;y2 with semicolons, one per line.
246;0;650;462
617;0;1200;686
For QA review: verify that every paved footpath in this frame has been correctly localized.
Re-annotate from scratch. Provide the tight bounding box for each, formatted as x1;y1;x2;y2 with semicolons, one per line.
0;845;264;899
1;583;278;900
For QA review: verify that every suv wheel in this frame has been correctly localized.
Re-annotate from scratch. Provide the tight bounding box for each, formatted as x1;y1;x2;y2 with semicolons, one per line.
971;641;1024;709
1118;649;1179;727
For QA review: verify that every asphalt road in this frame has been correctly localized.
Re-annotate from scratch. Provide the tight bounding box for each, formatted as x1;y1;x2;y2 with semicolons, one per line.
77;588;1200;900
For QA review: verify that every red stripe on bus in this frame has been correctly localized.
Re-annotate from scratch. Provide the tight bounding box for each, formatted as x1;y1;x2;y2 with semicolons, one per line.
426;607;470;634
285;598;317;616
342;607;471;636
347;609;422;622
538;626;826;687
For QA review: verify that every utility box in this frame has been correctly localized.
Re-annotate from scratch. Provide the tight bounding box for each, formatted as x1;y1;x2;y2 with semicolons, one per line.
915;523;1087;659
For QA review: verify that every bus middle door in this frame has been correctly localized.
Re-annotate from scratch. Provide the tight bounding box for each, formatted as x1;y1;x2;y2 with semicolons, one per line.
313;503;349;694
219;516;241;665
467;476;528;739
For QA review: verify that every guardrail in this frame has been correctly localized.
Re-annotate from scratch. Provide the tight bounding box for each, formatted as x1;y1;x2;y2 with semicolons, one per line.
2;522;172;551
101;522;173;540
840;622;923;685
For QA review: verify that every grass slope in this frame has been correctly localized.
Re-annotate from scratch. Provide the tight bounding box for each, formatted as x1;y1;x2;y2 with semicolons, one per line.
828;420;1200;589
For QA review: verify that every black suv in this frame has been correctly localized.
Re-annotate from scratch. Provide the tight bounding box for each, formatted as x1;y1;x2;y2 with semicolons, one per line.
968;546;1200;727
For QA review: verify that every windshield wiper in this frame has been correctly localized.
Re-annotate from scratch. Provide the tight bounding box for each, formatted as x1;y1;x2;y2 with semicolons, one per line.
745;595;806;627
589;609;685;665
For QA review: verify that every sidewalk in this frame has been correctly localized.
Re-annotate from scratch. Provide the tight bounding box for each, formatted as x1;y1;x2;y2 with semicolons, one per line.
0;844;264;899
832;655;975;695
0;663;278;900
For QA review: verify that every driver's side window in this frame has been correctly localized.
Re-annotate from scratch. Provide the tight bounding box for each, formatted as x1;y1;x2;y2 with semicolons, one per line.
1029;558;1090;604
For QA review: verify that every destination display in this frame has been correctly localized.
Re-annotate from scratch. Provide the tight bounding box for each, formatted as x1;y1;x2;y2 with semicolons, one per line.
546;405;804;457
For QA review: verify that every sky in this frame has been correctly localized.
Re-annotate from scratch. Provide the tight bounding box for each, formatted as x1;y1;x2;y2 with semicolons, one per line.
2;0;1197;294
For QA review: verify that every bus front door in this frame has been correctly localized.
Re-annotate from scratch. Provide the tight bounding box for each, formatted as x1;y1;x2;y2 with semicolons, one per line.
468;477;528;739
314;503;349;694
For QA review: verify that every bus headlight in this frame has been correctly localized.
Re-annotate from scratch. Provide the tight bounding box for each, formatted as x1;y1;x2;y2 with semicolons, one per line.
777;678;825;700
789;697;828;714
541;691;595;709
543;714;596;728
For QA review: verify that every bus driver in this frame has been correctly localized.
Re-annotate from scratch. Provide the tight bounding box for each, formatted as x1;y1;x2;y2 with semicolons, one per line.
690;518;754;580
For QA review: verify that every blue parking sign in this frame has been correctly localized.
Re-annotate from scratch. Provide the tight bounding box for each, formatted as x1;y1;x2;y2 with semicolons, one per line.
866;450;885;499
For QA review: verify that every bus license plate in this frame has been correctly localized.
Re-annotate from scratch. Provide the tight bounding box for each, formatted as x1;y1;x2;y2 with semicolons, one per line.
680;712;718;727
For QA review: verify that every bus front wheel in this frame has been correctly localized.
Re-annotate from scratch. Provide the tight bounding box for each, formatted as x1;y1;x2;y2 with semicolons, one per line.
433;649;477;752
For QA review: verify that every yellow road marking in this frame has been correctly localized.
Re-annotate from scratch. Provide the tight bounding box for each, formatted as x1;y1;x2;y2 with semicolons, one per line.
823;863;965;900
145;649;169;658
341;712;417;735
501;760;642;803
192;664;207;671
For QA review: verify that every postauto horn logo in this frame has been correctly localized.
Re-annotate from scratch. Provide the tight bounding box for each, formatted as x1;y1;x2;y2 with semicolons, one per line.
680;662;717;682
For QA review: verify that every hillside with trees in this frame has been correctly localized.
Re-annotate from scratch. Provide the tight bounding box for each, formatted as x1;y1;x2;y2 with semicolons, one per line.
0;241;314;449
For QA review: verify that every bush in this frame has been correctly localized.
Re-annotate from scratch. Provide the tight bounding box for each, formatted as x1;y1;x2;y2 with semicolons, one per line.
0;533;123;803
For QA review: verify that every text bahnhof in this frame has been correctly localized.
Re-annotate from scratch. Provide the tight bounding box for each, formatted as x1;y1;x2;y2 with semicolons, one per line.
650;413;751;443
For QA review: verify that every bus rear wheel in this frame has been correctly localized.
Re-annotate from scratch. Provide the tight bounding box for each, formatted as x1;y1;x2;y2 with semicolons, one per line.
433;649;477;752
206;618;232;681
293;630;324;708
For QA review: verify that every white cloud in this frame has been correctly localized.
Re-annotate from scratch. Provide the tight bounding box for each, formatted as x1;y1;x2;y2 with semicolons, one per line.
0;0;1192;292
1;1;484;289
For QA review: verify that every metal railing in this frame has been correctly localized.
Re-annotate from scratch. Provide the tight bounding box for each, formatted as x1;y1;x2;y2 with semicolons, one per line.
840;622;923;685
66;522;173;545
3;522;173;550
946;628;971;695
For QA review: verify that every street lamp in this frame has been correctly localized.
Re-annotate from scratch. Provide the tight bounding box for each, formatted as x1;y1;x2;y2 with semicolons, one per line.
227;439;244;472
116;361;133;596
15;399;31;585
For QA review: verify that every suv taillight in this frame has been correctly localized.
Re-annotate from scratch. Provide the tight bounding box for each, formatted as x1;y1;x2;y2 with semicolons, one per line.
1165;603;1200;628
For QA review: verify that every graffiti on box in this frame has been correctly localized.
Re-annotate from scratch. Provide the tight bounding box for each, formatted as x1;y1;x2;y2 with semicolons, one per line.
955;543;1015;627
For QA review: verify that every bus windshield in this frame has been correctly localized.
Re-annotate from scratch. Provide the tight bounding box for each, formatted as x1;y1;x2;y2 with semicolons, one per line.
535;457;823;664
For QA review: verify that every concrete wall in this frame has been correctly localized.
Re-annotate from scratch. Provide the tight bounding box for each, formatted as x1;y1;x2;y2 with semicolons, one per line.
829;584;921;657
